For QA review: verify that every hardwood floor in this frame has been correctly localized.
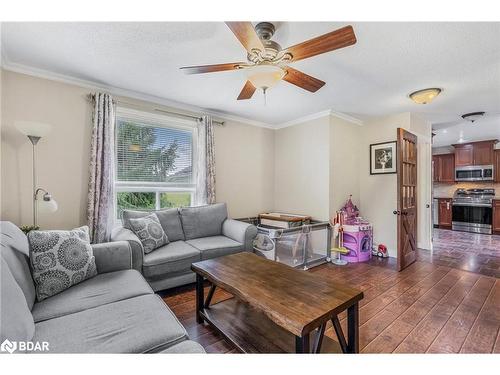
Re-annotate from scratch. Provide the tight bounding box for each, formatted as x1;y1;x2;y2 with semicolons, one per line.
420;228;500;278
159;257;500;354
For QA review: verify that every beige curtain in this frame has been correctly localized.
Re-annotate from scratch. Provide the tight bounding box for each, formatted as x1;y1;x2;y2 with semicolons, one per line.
194;115;216;205
87;92;115;243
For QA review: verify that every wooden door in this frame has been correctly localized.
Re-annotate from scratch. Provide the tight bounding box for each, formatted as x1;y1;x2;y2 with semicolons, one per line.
454;144;474;166
438;199;452;227
396;128;417;271
440;154;455;182
473;141;494;165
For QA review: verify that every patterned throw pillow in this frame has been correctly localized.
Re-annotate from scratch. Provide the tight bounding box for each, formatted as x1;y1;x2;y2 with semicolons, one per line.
28;226;97;301
128;213;169;254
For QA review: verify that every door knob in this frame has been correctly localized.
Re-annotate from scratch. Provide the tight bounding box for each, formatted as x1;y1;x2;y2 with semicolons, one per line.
426;204;430;208
393;210;401;215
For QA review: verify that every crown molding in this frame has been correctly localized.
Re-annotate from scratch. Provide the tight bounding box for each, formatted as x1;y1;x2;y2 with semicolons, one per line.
274;110;333;129
0;60;275;129
274;109;363;129
330;110;364;126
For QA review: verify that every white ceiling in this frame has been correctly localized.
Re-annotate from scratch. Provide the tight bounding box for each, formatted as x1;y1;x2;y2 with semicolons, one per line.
2;22;500;132
432;115;500;147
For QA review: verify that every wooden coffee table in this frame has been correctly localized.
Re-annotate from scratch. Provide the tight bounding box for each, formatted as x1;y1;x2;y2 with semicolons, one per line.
191;252;363;353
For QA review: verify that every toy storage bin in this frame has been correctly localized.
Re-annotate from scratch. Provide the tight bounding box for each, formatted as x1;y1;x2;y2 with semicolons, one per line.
239;217;332;270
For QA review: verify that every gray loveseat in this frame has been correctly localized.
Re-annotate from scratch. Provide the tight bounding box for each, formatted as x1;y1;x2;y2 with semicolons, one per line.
111;203;258;291
0;221;204;353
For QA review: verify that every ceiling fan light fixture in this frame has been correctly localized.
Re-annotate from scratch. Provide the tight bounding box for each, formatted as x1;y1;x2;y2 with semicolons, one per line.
461;111;485;123
409;88;442;104
247;64;285;90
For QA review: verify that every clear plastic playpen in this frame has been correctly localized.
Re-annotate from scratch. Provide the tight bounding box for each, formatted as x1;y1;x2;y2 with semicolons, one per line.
237;217;332;270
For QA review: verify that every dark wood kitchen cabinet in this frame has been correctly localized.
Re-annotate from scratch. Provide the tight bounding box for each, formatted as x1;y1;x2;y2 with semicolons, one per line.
493;200;500;235
438;198;452;228
453;140;496;167
454;144;474;167
433;153;455;183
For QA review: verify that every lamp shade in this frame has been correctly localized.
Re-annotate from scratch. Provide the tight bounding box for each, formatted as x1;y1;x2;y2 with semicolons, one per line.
247;64;285;90
14;121;52;137
37;198;58;214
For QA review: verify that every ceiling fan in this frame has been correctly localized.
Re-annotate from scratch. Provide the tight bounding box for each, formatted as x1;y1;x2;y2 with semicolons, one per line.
180;22;357;100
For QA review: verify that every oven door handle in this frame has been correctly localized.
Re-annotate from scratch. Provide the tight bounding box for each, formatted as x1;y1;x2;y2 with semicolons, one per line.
452;202;492;208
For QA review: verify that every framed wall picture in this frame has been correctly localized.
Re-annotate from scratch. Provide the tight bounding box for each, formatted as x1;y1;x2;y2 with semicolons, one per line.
370;141;397;175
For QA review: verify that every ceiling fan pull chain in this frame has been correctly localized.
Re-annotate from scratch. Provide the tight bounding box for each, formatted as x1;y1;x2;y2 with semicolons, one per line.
263;87;267;106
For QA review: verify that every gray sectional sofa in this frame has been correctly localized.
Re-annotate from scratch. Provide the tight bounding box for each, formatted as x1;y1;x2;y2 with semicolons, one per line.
111;203;258;291
0;221;205;353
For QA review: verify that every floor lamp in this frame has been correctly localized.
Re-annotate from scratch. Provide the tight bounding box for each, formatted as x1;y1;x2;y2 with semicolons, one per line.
15;121;58;227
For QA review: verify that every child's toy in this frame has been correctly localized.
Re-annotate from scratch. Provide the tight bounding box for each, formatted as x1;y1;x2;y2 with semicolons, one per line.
330;213;348;265
337;196;373;263
373;244;389;258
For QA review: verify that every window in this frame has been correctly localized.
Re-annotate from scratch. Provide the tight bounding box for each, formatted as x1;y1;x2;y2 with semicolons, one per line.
114;108;197;219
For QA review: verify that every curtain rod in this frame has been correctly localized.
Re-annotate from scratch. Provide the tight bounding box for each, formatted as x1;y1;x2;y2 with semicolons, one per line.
87;94;224;126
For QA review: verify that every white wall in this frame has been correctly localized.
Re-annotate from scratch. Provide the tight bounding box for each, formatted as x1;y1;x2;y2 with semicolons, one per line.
411;113;433;250
0;70;275;228
214;119;275;218
329;115;362;217
359;112;432;257
274;116;331;220
359;113;409;257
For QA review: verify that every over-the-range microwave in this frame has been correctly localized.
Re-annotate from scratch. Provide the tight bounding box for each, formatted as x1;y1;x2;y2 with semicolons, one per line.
455;165;494;182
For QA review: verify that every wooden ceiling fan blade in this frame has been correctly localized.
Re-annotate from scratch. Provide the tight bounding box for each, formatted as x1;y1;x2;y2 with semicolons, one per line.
282;67;325;92
237;81;257;100
225;22;265;54
180;62;245;74
284;25;356;62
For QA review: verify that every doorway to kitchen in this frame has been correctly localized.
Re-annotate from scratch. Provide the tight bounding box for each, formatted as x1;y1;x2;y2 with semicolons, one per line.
428;137;500;278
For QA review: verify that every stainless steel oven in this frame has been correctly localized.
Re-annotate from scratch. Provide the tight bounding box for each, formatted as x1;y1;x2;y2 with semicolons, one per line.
455;165;494;182
452;188;494;234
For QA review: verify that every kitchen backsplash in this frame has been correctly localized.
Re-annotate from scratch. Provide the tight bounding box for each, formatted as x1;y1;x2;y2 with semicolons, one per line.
433;182;500;198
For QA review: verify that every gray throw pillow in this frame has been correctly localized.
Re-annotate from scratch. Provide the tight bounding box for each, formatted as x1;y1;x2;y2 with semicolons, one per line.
129;213;169;254
28;227;97;301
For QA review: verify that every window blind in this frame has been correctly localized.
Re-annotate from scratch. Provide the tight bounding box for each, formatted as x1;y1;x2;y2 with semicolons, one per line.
116;118;193;184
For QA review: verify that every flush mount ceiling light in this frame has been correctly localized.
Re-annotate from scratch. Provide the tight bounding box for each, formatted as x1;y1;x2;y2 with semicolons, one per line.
409;88;442;104
461;111;485;123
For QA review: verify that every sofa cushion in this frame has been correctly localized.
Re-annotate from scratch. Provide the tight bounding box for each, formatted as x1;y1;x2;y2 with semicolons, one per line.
122;208;185;242
32;269;153;322
179;203;228;240
0;257;35;346
186;236;243;260
0;221;36;309
33;294;188;353
160;340;206;353
129;213;169;254
142;241;200;278
28;229;98;301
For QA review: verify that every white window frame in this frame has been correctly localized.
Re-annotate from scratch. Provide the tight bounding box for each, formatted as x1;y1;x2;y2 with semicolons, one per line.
114;107;198;221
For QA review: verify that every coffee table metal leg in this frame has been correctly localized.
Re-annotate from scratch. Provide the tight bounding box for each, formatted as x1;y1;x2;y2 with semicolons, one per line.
347;302;359;353
295;334;310;353
204;283;216;308
331;316;347;353
196;273;204;324
312;322;327;353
